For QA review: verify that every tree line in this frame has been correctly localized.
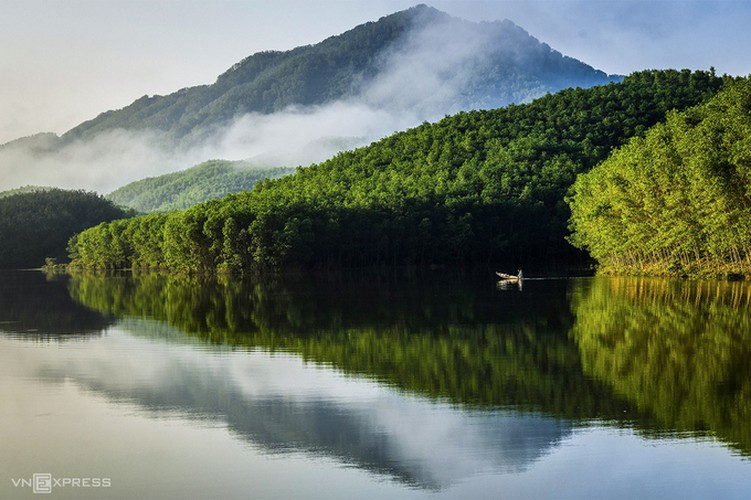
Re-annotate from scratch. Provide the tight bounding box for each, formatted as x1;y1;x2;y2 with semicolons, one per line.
67;70;731;273
0;188;132;269
568;77;751;276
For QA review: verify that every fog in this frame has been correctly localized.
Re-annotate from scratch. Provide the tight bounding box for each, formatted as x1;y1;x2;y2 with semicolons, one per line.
0;101;423;195
0;13;543;194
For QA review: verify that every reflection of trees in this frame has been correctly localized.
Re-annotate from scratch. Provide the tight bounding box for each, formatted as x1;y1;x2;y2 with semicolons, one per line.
570;277;751;455
67;272;632;418
56;272;751;456
0;271;112;338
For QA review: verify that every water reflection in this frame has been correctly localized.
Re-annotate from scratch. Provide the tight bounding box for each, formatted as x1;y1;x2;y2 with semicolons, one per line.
2;271;751;495
0;271;113;339
0;327;570;490
62;272;751;456
570;277;751;455
65;272;631;418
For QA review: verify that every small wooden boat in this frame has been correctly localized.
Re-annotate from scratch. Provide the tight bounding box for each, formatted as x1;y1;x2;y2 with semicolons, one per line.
496;270;523;282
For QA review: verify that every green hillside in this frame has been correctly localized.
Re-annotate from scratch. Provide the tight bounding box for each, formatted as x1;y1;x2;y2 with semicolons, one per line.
568;78;751;277
60;5;618;145
67;70;730;272
107;160;294;213
0;189;133;268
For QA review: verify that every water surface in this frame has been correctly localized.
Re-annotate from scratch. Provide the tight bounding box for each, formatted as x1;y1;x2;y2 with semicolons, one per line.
1;271;749;498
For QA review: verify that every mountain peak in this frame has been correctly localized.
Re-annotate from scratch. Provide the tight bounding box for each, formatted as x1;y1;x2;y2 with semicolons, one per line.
60;5;619;159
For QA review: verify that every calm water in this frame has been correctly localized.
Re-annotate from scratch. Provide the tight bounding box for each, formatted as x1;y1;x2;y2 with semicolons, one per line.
1;270;750;499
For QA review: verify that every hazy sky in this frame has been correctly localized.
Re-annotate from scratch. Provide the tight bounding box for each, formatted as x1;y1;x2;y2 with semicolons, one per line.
1;0;750;145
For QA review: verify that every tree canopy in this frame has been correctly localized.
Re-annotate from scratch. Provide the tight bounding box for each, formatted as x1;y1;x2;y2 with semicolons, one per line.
568;77;751;276
0;188;133;269
107;160;293;213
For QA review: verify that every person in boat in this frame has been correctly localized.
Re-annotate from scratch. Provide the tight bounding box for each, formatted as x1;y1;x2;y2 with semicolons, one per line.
495;270;523;282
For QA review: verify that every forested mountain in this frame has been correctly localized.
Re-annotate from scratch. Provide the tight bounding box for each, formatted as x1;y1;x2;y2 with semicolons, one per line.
568;77;751;277
0;4;623;197
67;70;730;272
107;160;294;213
60;4;618;145
0;189;133;268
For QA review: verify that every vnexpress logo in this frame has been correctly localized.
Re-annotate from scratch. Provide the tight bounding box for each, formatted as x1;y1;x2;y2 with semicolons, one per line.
12;473;111;494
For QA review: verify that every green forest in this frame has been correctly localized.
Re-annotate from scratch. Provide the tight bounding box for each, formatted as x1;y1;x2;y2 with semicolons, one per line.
107;160;293;213
568;78;751;276
0;188;133;268
67;69;732;273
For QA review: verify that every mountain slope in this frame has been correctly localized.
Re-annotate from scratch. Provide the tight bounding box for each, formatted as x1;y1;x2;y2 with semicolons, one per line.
61;5;619;145
107;160;293;213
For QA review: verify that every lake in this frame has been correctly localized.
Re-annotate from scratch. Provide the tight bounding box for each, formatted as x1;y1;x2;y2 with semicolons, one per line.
1;270;750;499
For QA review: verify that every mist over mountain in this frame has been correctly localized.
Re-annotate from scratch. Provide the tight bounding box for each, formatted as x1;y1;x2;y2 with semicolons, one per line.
0;4;620;193
63;5;617;144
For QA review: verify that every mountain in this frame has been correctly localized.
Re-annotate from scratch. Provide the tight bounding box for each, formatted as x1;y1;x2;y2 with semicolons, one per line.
0;5;622;195
0;185;53;199
106;160;294;213
61;5;619;146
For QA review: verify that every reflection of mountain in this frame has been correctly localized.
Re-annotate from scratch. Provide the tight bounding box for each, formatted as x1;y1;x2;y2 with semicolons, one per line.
0;271;113;339
5;326;572;490
570;277;751;455
67;272;633;419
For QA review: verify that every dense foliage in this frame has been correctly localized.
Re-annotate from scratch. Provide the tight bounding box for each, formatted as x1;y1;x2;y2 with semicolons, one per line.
0;189;133;268
107;160;293;213
568;78;751;276
61;5;616;145
68;70;728;272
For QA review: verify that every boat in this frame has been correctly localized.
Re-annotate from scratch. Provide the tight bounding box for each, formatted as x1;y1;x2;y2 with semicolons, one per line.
495;270;523;282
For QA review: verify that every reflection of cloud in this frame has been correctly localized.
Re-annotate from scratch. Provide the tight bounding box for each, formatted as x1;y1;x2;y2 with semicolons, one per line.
1;322;572;490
